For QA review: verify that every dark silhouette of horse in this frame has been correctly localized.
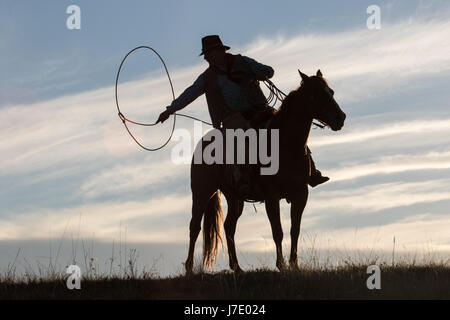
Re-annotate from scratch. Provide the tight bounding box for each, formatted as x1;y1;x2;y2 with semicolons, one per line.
185;69;346;273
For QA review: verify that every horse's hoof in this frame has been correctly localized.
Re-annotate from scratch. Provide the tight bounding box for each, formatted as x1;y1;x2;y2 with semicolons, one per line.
276;261;287;272
233;266;244;273
289;262;300;272
230;262;244;273
184;260;194;275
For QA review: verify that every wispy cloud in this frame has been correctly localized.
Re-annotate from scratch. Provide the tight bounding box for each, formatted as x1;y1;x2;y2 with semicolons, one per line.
243;17;450;103
311;119;450;147
78;159;188;199
308;212;450;253
0;194;191;243
310;179;450;214
327;151;450;182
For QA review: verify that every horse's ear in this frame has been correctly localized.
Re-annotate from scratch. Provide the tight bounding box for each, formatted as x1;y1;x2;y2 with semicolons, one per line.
316;69;323;77
298;69;309;81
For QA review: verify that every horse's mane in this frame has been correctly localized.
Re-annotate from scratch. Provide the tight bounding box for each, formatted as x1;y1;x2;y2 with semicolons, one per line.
276;89;299;114
274;82;304;120
275;76;329;117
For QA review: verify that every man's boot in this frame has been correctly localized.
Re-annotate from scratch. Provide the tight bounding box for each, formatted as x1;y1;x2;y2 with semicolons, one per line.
309;170;330;187
308;148;329;187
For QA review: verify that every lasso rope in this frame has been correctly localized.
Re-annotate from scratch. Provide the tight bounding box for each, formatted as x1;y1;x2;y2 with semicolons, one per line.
115;46;211;152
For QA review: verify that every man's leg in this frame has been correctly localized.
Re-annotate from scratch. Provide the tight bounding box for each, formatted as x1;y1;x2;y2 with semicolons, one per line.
223;113;252;198
307;147;329;187
233;164;251;197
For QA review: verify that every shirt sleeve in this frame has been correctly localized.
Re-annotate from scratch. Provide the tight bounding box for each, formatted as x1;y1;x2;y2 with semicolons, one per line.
166;73;205;113
241;56;274;80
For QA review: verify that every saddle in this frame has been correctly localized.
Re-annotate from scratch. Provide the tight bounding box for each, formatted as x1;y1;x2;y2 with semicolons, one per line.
248;107;276;129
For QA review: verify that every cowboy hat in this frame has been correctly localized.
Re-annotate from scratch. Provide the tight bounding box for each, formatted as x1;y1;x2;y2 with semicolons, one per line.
199;35;230;56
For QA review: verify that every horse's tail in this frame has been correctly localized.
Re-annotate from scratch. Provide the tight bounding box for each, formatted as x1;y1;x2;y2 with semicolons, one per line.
202;190;224;270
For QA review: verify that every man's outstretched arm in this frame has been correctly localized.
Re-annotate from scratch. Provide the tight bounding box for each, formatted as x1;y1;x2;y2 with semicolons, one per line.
157;73;205;123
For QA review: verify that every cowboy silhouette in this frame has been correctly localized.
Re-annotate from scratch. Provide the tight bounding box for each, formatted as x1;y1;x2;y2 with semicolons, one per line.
157;35;329;194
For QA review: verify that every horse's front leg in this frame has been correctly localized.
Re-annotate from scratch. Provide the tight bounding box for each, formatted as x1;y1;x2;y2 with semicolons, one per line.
265;197;286;271
289;184;308;269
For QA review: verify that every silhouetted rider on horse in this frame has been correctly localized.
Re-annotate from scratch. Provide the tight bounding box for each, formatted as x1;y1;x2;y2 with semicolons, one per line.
157;35;329;197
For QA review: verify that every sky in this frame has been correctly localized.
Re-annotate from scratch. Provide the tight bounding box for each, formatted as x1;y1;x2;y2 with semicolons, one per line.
1;0;450;277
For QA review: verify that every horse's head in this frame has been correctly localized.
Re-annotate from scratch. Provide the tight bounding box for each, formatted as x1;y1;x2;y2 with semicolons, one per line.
298;69;346;131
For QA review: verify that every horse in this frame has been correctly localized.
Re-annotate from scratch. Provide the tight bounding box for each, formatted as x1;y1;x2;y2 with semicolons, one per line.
184;69;346;273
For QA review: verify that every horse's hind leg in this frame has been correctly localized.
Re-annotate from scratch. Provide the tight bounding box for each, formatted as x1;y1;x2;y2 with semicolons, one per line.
224;194;244;272
185;190;212;274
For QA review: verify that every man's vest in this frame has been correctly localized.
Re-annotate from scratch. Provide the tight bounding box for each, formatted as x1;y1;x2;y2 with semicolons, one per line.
203;54;269;129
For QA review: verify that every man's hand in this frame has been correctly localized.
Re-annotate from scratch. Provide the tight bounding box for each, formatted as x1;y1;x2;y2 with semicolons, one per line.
255;72;269;81
156;109;172;124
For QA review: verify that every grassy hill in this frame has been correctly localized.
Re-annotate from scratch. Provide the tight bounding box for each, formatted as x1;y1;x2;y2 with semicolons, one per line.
1;263;450;299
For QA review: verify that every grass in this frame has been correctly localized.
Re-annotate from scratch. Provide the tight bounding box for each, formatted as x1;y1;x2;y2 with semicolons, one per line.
1;262;450;299
2;232;450;299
